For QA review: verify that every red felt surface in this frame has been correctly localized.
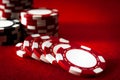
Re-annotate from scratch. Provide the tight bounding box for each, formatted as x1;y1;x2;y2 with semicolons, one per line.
0;0;120;80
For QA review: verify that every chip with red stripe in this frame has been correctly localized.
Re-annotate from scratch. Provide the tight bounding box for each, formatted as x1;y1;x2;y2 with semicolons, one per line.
54;43;106;76
41;37;70;65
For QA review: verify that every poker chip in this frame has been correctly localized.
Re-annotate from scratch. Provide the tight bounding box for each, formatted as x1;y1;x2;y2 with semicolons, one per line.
32;35;52;63
22;34;49;63
15;42;28;58
54;44;106;76
0;0;33;9
14;32;107;76
41;37;70;65
20;8;59;36
0;0;33;19
0;19;22;45
23;34;41;60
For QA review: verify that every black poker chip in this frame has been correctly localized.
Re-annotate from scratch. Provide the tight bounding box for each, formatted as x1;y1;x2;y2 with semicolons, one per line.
0;19;22;45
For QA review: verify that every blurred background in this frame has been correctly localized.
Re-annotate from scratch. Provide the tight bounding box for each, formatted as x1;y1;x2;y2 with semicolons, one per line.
33;0;120;41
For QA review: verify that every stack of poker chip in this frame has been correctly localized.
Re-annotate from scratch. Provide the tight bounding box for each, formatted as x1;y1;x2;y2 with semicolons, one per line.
15;34;106;76
0;0;33;19
20;8;59;36
0;19;22;45
0;0;59;45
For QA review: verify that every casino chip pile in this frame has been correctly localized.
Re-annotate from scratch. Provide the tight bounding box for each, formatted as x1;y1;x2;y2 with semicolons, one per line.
0;0;59;45
0;0;106;77
15;34;106;76
0;0;33;45
20;8;59;36
0;0;33;19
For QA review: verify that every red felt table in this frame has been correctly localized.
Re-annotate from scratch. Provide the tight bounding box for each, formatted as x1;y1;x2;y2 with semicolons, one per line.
0;0;120;80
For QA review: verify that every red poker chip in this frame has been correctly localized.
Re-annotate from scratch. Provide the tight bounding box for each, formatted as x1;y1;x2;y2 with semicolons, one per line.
0;0;32;6
0;8;20;19
22;34;50;63
20;18;37;26
24;28;48;35
23;25;58;36
23;24;49;30
15;42;28;58
24;25;56;31
24;29;47;36
0;4;14;9
0;4;31;12
0;8;12;14
20;18;58;27
41;37;70;65
32;35;52;63
24;28;36;33
23;34;41;60
20;8;58;25
54;43;106;76
21;8;58;18
20;12;58;27
22;24;57;31
0;13;11;18
0;0;33;14
20;8;58;36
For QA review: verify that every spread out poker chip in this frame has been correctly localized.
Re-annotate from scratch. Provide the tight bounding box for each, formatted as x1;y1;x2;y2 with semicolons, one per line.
23;34;41;60
41;37;70;65
20;8;59;36
54;43;106;76
23;34;50;63
32;35;52;63
15;42;28;58
0;19;22;45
